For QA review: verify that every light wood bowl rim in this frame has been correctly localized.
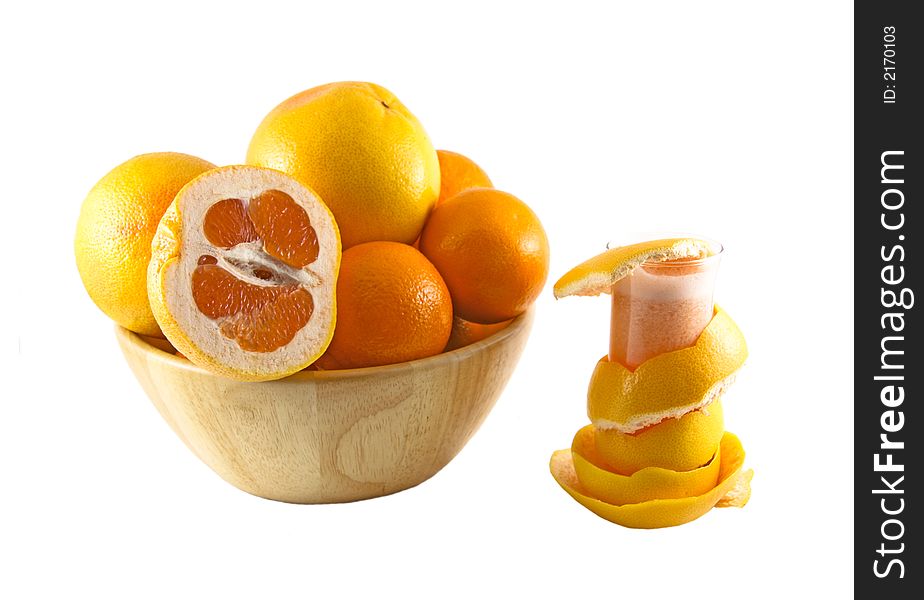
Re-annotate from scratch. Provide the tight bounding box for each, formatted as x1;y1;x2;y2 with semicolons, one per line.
116;308;534;383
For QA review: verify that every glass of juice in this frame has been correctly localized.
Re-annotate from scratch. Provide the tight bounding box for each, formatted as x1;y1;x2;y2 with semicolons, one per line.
609;240;723;370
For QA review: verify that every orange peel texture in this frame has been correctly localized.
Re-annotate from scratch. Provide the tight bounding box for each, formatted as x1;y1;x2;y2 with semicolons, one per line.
553;237;713;299
592;401;725;474
551;432;752;529
571;425;722;506
588;307;747;433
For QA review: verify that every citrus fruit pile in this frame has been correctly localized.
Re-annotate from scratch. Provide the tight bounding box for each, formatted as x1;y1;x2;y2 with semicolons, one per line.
549;239;753;528
75;81;549;381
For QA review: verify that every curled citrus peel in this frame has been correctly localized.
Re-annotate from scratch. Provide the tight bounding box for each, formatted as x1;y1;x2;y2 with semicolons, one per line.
553;237;713;299
593;401;725;474
550;237;752;528
551;432;752;529
571;425;721;506
588;307;747;433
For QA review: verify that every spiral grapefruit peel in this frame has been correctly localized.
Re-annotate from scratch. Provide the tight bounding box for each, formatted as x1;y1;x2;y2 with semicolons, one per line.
549;238;751;528
148;165;341;382
570;425;722;506
593;400;726;474
553;237;712;299
551;432;752;529
588;306;747;433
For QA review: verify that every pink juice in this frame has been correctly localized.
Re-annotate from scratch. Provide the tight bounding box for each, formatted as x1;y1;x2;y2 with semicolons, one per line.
609;254;721;370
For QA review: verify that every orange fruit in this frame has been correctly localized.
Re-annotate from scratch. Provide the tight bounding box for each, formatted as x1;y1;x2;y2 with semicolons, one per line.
444;316;511;351
75;152;216;336
317;242;452;369
420;188;549;324
436;150;492;206
148;165;341;381
247;81;440;249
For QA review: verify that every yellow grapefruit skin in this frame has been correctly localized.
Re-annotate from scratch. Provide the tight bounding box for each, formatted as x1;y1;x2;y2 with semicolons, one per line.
593;402;725;474
247;82;440;249
553;238;712;299
75;152;216;336
550;432;752;529
571;425;721;506
587;307;747;432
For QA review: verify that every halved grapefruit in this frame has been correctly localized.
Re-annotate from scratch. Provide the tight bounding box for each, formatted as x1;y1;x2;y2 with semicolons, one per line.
148;165;340;381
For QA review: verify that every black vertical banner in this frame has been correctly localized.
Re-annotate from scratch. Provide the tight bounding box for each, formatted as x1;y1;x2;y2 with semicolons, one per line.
855;1;921;595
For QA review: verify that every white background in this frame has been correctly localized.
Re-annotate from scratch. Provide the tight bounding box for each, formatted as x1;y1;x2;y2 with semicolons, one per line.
2;1;853;598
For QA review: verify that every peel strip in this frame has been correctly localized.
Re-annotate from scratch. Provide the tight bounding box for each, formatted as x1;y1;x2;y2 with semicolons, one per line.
588;307;747;432
550;431;750;529
571;425;721;506
553;238;712;299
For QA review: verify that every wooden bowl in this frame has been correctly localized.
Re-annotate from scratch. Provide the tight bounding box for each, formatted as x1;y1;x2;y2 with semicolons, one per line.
116;309;534;503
